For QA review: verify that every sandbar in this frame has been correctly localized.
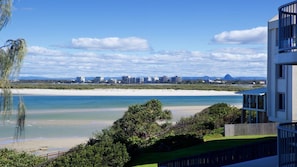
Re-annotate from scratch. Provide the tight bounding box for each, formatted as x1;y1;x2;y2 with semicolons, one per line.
11;88;238;96
0;104;243;157
0;89;241;157
0;137;88;157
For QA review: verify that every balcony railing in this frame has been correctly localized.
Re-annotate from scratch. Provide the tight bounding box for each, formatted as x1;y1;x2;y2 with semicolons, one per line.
278;122;297;166
279;1;297;53
158;138;276;167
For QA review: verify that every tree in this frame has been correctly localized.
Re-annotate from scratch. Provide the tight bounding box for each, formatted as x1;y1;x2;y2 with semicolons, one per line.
173;103;241;136
0;148;45;167
0;0;27;139
111;99;172;149
45;130;130;167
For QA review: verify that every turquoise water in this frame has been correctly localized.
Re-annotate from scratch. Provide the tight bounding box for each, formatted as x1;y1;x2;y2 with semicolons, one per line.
0;95;242;140
20;95;242;110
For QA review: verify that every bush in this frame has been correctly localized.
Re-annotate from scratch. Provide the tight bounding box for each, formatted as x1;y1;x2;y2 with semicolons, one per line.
149;134;204;152
0;148;45;167
45;132;130;167
172;103;241;136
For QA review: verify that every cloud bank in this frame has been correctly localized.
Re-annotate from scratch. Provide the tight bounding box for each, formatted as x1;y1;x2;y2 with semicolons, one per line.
21;25;269;78
23;44;267;78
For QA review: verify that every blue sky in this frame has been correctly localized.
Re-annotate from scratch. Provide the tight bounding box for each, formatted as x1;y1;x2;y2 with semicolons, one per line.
0;0;293;78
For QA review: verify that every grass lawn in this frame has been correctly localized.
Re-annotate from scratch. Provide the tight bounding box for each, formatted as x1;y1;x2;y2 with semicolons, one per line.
129;135;276;167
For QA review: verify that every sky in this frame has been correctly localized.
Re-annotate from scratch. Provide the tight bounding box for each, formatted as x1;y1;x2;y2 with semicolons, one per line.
0;0;294;78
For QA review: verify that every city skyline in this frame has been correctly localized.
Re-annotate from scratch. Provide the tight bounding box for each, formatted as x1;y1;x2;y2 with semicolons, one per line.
1;0;292;78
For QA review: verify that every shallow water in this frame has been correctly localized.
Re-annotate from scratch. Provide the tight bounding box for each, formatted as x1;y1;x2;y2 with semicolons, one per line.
0;95;242;140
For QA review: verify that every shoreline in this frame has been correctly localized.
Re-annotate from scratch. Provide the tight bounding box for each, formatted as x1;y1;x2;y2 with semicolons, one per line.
0;137;89;156
1;89;242;156
0;104;243;155
11;88;239;96
0;105;209;154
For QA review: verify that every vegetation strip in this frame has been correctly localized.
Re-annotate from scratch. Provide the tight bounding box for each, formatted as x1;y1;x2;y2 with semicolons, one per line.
11;83;259;92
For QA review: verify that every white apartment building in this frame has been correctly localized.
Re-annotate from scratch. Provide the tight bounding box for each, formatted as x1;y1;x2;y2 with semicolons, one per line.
268;1;297;166
267;4;297;123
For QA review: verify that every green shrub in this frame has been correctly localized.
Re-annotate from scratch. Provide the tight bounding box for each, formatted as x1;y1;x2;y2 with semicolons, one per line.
149;134;204;152
0;148;45;167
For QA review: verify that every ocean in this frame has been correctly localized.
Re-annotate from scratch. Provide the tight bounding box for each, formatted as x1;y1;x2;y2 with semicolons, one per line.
0;95;242;140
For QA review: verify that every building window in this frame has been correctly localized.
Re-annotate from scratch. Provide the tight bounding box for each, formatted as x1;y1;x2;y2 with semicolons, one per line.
258;95;264;110
250;95;256;108
278;93;285;110
277;64;285;78
243;95;248;108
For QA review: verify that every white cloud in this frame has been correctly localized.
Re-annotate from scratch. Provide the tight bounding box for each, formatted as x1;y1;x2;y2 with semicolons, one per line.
212;26;267;44
210;48;266;62
20;45;267;78
71;37;150;51
207;47;267;77
28;46;63;56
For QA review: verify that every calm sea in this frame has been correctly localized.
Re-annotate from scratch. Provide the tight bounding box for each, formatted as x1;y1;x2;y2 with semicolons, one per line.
0;95;242;141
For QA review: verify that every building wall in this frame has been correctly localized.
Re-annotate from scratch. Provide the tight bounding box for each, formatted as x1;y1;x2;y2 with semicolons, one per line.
268;16;297;122
267;17;278;122
224;123;278;137
290;66;297;121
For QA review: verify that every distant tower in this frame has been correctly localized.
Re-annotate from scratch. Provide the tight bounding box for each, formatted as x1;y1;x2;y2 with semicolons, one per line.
75;76;85;83
93;76;104;83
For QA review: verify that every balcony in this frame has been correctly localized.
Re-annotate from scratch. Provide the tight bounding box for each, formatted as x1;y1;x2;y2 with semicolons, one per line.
278;122;297;166
277;1;297;64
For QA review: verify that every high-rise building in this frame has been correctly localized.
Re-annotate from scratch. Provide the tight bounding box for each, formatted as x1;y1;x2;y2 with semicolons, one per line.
75;76;85;83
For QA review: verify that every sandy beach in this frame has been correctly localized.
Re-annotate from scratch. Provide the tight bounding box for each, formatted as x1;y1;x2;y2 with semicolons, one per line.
11;88;238;96
0;106;215;156
0;89;241;156
0;137;89;157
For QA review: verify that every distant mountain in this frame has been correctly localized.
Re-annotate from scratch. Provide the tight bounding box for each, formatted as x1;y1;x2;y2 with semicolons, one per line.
223;74;234;80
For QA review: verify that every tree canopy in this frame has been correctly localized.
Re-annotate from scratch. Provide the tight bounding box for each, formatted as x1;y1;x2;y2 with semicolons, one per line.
173;103;241;136
109;99;172;149
1;100;242;166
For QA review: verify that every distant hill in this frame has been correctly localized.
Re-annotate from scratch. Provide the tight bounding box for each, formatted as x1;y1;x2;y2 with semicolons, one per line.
223;74;234;80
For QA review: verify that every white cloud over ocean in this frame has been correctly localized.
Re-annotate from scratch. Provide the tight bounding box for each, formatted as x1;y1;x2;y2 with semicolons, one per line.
212;27;267;44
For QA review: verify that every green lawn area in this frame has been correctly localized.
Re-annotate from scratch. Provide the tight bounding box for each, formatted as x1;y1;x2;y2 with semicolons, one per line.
129;135;276;167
